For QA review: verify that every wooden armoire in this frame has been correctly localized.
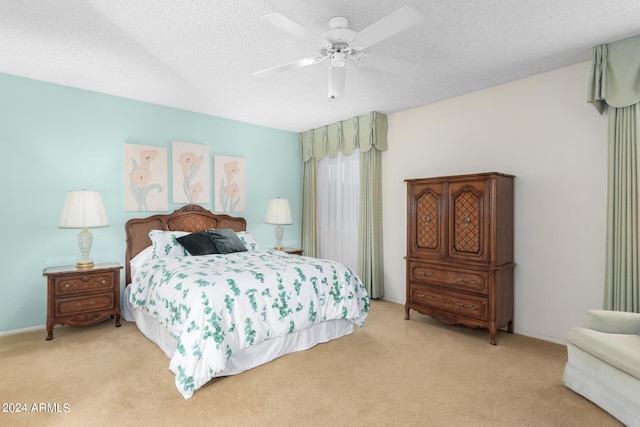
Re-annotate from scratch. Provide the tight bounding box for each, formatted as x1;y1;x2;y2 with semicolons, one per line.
405;172;514;345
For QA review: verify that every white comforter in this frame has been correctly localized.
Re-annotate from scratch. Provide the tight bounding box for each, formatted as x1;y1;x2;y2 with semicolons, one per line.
129;249;369;399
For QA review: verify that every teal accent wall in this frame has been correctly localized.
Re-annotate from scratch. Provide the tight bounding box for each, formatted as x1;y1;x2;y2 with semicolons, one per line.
0;73;301;334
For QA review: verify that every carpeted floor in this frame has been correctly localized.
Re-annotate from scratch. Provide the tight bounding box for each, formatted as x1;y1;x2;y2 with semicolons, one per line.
0;300;622;426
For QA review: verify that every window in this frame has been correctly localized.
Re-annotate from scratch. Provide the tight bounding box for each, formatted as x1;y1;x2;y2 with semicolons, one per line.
316;151;359;272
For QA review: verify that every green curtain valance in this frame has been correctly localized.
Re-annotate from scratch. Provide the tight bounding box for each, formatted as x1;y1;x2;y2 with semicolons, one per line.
588;34;640;114
300;111;388;161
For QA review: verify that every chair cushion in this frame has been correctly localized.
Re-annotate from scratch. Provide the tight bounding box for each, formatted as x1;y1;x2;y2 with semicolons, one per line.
567;326;640;380
584;309;640;334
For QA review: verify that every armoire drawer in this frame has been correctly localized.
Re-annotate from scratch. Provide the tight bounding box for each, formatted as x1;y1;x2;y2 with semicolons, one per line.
408;261;488;294
409;284;488;321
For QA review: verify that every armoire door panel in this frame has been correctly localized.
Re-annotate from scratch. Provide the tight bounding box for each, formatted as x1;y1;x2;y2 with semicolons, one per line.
409;183;445;259
448;180;490;263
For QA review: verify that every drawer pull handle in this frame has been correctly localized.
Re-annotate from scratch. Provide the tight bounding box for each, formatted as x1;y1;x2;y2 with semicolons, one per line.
416;293;434;301
457;302;464;307
75;300;96;307
81;276;90;282
65;284;70;288
101;280;106;284
455;277;464;282
417;271;435;277
467;304;476;310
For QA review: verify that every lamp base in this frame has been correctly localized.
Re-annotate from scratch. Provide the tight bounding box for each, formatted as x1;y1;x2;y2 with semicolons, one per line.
76;260;94;269
273;224;285;252
76;228;94;269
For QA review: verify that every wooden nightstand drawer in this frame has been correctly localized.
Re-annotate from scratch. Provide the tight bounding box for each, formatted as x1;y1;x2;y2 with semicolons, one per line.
55;293;115;316
54;272;115;296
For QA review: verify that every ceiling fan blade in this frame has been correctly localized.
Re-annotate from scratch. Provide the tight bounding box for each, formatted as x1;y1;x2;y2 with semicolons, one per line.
354;53;424;76
253;57;323;78
349;6;423;50
328;65;346;99
263;13;330;47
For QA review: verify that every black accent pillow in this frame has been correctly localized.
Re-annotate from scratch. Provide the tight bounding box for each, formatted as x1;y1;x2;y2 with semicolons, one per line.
177;231;220;256
207;228;248;254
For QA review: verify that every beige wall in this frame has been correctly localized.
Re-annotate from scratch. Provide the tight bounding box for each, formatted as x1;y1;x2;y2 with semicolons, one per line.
383;61;607;344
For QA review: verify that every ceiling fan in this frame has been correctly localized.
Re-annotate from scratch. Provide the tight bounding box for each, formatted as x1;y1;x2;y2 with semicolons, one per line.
253;6;424;99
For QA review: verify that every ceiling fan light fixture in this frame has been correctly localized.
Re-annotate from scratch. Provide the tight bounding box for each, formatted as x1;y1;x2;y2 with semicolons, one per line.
331;51;347;67
328;64;346;99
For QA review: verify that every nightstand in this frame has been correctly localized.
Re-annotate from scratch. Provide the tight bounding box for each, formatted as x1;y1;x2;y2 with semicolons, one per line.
43;262;123;340
285;248;304;256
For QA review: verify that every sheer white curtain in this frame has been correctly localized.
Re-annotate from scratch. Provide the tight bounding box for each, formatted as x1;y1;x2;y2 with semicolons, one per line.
317;151;359;272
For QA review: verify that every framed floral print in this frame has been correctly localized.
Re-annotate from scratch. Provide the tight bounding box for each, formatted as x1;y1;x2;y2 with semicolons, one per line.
124;143;167;211
214;155;246;212
171;140;210;204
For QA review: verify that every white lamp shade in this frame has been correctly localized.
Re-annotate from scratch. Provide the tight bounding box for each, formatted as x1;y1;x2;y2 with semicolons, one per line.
58;190;109;229
264;198;292;225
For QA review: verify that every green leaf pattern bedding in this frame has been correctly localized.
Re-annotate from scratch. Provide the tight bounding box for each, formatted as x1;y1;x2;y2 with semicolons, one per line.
129;249;370;399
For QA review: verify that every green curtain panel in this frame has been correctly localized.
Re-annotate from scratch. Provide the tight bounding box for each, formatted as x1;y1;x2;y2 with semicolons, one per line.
589;34;640;312
359;146;384;298
301;152;318;258
299;112;388;298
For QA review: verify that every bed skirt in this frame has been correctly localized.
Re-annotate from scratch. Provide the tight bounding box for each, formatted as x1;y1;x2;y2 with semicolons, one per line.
123;285;355;378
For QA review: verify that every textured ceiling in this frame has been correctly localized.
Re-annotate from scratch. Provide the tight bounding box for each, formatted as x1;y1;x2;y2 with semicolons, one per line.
2;1;640;132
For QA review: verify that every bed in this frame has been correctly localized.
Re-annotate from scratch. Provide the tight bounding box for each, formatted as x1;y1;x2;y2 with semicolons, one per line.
123;205;370;399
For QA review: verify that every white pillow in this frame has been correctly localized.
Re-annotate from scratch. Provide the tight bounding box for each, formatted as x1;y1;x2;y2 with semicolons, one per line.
130;246;153;280
148;230;189;258
236;231;260;251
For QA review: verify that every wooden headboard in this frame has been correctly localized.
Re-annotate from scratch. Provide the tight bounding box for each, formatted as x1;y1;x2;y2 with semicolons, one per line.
124;204;247;284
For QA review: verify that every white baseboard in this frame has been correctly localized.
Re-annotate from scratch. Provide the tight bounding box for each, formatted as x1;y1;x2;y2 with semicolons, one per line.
0;324;46;337
381;296;404;305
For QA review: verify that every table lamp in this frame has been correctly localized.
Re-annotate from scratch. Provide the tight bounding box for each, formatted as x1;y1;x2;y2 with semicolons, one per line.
264;198;292;250
58;190;109;269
